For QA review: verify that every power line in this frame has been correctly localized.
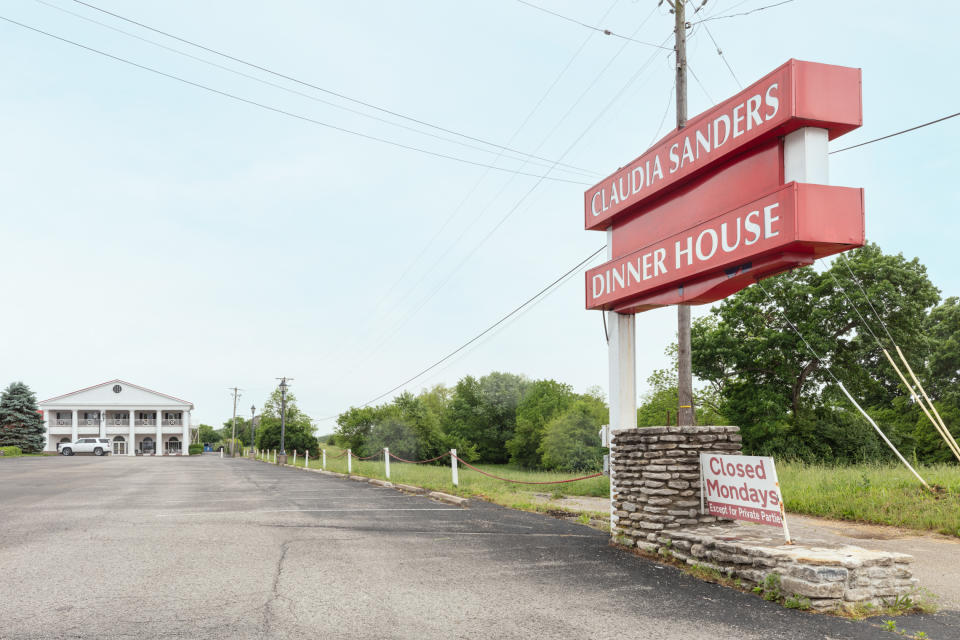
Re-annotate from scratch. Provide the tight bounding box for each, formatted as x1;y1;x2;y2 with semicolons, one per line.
690;0;796;24
700;22;742;89
67;0;597;175
686;63;714;104
513;0;672;49
31;0;596;180
311;0;625;368
340;28;672;372
830;111;960;154
0;15;589;185
315;245;606;420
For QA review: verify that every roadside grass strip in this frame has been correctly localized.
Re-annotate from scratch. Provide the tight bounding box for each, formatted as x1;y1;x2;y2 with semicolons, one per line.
270;444;609;519
254;448;960;537
777;462;960;537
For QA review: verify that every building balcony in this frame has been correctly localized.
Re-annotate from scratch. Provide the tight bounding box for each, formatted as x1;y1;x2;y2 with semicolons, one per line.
48;426;73;435
105;426;129;435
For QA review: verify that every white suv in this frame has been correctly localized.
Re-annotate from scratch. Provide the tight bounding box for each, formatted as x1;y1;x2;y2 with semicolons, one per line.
59;438;111;456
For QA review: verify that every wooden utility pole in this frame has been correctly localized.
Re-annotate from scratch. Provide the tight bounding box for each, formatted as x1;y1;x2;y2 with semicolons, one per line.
674;1;695;426
229;387;240;456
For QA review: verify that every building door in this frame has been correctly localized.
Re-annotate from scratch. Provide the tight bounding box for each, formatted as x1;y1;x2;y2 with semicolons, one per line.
167;437;180;454
142;437;154;454
113;437;126;455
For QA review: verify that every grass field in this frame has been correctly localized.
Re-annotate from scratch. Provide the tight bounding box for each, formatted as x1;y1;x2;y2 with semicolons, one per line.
255;445;609;517
777;462;960;538
253;448;960;537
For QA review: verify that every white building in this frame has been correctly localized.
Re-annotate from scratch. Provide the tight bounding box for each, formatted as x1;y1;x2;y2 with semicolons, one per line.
39;379;193;456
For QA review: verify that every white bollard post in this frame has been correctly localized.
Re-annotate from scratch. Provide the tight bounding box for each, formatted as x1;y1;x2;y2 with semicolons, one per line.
220;448;223;459
451;449;458;487
293;450;297;466
305;450;309;469
384;448;390;480
322;449;326;469
347;449;352;474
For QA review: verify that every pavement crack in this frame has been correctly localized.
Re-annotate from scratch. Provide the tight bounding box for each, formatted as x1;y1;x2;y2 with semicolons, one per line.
263;540;292;635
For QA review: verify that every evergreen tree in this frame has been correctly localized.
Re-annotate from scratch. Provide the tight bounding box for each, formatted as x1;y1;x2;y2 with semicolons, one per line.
0;382;46;453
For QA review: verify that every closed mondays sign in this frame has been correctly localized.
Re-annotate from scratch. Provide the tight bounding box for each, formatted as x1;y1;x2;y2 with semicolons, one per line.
700;453;787;530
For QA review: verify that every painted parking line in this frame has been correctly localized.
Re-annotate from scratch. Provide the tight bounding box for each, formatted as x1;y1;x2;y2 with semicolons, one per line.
159;495;412;503
157;507;463;517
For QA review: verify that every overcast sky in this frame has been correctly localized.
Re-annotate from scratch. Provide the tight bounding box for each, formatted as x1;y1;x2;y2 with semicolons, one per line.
3;0;958;429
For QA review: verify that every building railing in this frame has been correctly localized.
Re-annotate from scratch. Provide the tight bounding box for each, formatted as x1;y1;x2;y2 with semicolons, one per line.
135;419;156;426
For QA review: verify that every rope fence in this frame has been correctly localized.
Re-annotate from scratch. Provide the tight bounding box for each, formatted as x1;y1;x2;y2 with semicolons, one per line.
253;445;606;493
388;451;451;464
451;453;605;485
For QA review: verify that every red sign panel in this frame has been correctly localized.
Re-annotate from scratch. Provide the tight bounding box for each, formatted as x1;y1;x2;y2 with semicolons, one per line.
584;59;861;231
585;183;864;311
610;141;782;260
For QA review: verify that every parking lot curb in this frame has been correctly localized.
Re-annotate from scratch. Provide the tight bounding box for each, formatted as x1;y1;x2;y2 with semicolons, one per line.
428;491;469;507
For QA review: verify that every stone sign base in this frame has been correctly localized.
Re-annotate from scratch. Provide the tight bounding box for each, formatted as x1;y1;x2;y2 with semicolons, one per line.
609;426;917;611
621;522;917;611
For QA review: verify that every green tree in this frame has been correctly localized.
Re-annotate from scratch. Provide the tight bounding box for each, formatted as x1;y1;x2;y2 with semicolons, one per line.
0;382;45;453
506;379;575;468
196;423;219;444
691;243;940;461
446;372;528;463
220;417;251;446
637;346;725;427
254;388;316;453
334;405;381;452
539;395;607;471
365;391;449;460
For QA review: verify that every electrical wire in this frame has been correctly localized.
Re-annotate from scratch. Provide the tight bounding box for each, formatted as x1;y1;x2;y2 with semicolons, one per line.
31;0;595;180
690;0;796;24
648;79;675;147
313;245;606;420
339;27;672;372
754;280;932;490
310;0;625;368
0;15;590;185
830;111;960;154
700;22;742;89
66;0;597;175
513;0;672;49
686;62;714;104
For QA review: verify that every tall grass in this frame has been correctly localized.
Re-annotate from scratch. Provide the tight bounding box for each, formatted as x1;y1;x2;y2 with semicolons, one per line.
777;462;960;537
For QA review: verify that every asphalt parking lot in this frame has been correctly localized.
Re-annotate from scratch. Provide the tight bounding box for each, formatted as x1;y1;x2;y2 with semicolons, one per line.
0;456;956;639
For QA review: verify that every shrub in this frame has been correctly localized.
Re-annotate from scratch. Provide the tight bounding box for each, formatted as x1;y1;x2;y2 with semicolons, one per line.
539;397;607;471
0;445;23;457
188;444;203;455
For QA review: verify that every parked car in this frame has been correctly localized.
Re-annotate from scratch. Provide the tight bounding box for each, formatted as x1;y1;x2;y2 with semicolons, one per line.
60;438;112;456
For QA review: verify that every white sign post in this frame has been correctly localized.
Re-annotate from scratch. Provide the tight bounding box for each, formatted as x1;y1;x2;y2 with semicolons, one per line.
700;453;792;544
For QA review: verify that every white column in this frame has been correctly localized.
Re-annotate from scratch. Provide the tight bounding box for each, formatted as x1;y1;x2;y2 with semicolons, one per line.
43;409;51;452
156;410;163;456
606;229;637;432
183;410;190;454
100;409;106;438
784;127;829;184
606;229;635;535
128;409;136;456
71;408;79;442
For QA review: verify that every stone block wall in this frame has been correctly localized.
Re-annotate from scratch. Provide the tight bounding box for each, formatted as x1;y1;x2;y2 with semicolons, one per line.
609;425;918;611
631;526;917;611
610;426;742;539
